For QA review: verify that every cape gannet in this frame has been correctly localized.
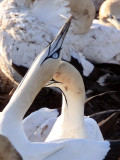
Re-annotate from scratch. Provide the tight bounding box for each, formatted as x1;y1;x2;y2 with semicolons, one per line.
99;0;120;30
0;18;74;160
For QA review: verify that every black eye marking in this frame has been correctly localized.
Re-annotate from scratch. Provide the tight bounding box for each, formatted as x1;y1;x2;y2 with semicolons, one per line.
40;45;51;66
108;14;114;19
40;46;61;66
51;35;62;53
46;78;62;87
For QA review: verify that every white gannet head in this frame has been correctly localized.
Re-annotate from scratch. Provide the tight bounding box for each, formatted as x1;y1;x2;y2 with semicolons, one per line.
0;134;23;160
47;61;85;101
27;17;71;85
68;0;95;34
99;0;120;30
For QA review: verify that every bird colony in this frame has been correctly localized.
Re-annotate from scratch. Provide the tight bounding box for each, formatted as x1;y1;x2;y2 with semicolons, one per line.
0;0;120;160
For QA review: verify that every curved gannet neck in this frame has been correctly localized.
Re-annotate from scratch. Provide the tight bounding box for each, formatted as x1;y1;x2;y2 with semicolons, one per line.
3;55;50;121
2;18;71;122
61;88;85;124
52;61;87;138
99;0;120;30
54;62;85;122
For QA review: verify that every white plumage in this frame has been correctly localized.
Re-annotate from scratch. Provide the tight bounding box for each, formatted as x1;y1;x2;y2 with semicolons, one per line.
30;0;70;35
62;20;120;64
23;108;58;142
46;139;110;160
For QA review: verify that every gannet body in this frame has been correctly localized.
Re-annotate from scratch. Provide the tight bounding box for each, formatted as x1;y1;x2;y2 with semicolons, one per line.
62;21;120;64
0;19;72;160
99;0;120;30
23;108;59;142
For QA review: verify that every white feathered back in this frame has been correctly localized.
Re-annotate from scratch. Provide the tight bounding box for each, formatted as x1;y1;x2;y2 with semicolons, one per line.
30;0;71;35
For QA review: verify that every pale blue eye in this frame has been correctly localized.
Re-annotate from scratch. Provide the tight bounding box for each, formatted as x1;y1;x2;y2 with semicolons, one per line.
52;52;59;59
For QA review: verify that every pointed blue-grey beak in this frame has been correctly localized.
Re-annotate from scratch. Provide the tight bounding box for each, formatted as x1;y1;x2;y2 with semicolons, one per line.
41;16;72;65
49;16;72;57
107;15;120;30
45;78;61;87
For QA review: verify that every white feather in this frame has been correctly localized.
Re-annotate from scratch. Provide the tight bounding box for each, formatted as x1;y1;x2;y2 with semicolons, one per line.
23;108;58;141
30;0;71;36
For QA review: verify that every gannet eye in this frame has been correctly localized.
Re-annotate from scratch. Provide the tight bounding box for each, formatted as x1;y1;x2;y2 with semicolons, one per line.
52;52;59;59
40;48;61;66
50;47;61;59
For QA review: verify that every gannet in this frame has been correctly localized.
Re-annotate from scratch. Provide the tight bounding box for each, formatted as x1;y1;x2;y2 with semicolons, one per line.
0;18;74;160
0;18;120;160
45;61;103;141
0;134;23;160
99;0;120;30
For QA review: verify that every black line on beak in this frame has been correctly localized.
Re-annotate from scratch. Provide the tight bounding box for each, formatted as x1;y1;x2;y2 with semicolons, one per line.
45;78;61;87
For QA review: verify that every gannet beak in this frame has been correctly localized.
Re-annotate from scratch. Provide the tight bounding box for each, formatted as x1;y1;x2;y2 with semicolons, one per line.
49;16;72;55
45;78;61;87
108;15;120;30
112;18;120;30
117;19;120;23
41;16;72;64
